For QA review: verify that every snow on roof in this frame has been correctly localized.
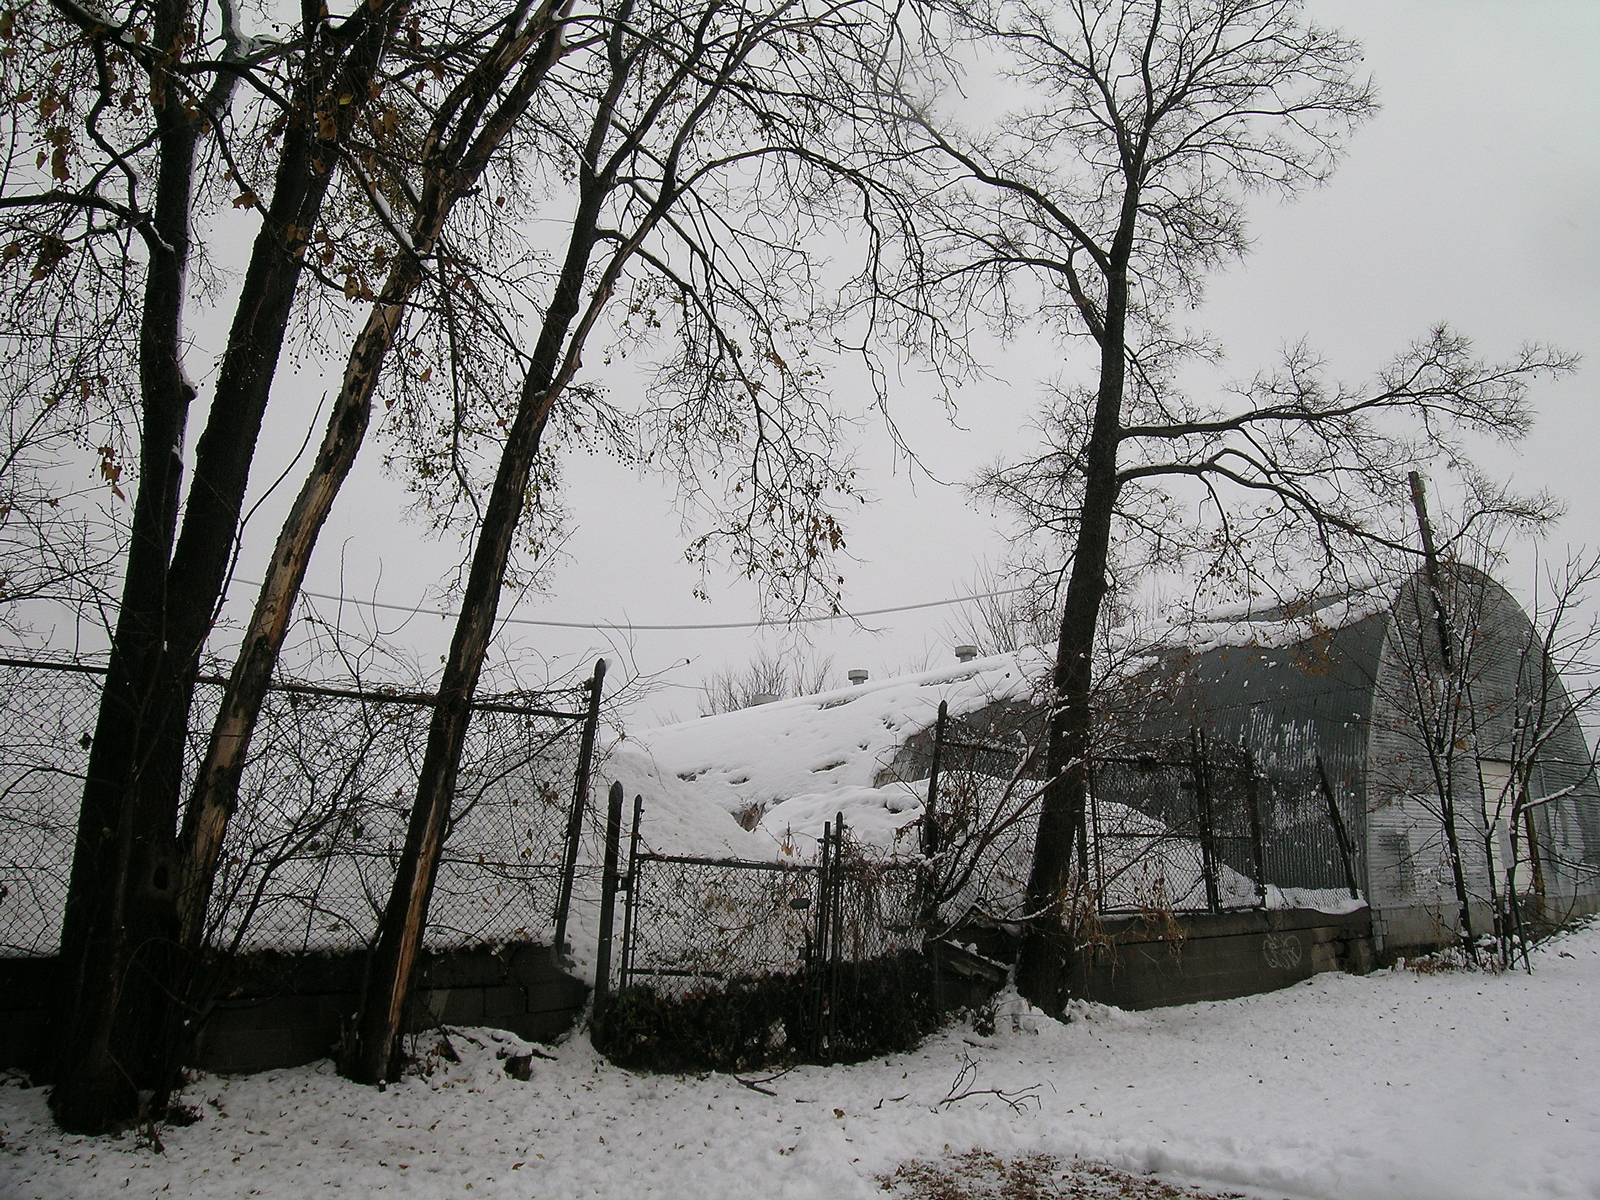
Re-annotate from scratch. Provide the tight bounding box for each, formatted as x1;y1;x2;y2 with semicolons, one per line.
1113;581;1393;667
1178;586;1392;656
605;648;1051;859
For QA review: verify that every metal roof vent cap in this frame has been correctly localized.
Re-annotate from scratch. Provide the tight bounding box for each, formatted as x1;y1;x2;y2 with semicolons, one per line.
954;644;979;663
848;669;869;685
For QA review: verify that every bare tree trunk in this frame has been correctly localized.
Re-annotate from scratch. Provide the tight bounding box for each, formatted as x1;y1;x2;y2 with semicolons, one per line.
175;271;413;948
1407;474;1476;956
1009;101;1149;1002
343;397;554;1083
1016;238;1131;1010
1437;763;1476;953
49;0;200;1131
52;0;404;1131
177;0;568;950
345;183;605;1083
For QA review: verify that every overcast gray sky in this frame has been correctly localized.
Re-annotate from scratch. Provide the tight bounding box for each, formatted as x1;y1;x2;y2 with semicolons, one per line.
33;1;1597;728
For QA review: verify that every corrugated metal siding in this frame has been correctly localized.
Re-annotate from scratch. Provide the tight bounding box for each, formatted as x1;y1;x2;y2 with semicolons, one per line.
1122;568;1600;949
1123;614;1386;893
881;568;1600;952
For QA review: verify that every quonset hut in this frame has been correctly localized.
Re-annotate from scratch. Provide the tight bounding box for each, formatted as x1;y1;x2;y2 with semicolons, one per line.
610;565;1600;1015
1102;565;1600;959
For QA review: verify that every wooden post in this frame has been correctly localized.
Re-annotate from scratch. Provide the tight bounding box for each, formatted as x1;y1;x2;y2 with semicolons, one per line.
1316;756;1361;900
554;658;606;960
1408;472;1454;672
590;781;625;1040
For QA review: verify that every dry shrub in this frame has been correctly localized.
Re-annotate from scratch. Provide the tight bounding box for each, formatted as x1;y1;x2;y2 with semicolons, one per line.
597;950;941;1072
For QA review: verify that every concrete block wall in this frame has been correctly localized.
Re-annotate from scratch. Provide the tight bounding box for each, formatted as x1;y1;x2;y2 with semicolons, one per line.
1069;907;1375;1011
0;942;588;1079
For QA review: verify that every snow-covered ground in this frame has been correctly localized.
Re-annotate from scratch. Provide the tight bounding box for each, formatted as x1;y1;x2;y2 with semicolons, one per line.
4;919;1596;1200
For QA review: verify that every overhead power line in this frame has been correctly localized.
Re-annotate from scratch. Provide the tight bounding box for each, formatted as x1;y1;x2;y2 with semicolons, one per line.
253;581;1036;632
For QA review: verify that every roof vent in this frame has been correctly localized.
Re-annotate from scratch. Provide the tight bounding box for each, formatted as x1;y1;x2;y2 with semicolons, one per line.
748;692;780;707
848;669;869;686
954;644;979;663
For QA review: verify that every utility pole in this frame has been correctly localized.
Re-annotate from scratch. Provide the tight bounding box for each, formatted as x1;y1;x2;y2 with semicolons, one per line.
1407;470;1475;957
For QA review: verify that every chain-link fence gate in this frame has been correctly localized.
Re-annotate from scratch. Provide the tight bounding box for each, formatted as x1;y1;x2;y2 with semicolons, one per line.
588;790;929;1068
0;653;605;958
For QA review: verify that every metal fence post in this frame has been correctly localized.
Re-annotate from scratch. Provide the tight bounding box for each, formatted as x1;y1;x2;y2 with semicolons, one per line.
1075;792;1091;883
922;700;948;857
1246;760;1268;908
827;813;845;1061
1087;758;1107;914
618;793;643;992
918;701;948;925
1191;728;1222;914
1316;756;1361;900
591;781;625;1040
808;817;834;1059
554;658;606;960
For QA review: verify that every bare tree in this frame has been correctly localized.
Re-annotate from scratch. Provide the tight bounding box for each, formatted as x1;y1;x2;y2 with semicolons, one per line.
1379;489;1507;961
943;562;1059;657
700;646;837;715
1492;551;1600;957
177;0;573;961
870;0;1575;1007
343;0;917;1083
1383;499;1600;969
0;390;126;633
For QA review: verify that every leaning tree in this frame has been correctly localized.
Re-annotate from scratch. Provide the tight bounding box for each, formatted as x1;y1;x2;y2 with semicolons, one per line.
343;0;922;1084
3;0;572;1131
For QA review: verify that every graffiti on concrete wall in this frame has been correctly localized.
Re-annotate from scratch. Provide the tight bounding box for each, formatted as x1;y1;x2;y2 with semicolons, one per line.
1262;932;1303;970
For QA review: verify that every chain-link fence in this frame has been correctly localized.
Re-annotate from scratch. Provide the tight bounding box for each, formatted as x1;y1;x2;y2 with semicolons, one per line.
1089;740;1262;913
617;842;922;992
620;853;820;983
922;757;1041;926
916;711;1364;922
0;654;600;958
0;657;98;956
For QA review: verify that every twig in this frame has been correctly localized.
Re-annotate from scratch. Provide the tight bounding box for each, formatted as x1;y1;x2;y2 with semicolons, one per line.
934;1052;1040;1114
734;1065;794;1096
937;1084;1041;1115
